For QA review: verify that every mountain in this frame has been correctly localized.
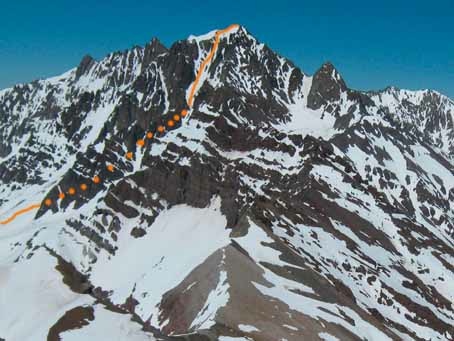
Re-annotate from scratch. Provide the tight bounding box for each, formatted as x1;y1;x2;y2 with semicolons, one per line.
0;25;453;341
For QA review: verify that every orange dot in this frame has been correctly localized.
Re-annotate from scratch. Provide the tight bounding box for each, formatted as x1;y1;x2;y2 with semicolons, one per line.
107;164;114;172
173;114;180;121
68;187;76;195
44;198;52;207
93;175;100;184
126;151;133;160
167;120;175;127
58;192;65;200
80;183;87;191
137;139;145;147
146;132;153;139
157;125;165;133
181;109;188;117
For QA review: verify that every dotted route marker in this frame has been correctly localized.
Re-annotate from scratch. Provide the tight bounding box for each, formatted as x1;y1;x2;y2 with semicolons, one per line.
0;24;240;225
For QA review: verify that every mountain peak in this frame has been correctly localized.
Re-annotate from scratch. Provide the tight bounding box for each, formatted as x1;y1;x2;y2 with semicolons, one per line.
75;54;95;79
318;61;345;83
143;37;167;66
307;61;347;110
187;24;241;42
320;61;336;70
146;37;166;50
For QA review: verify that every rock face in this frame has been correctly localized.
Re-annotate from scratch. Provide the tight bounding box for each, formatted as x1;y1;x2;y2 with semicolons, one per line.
307;62;347;110
0;26;453;341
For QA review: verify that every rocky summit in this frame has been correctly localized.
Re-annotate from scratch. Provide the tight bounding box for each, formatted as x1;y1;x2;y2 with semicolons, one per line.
0;25;453;341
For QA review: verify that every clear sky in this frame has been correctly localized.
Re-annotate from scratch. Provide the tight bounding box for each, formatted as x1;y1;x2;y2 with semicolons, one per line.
1;0;453;98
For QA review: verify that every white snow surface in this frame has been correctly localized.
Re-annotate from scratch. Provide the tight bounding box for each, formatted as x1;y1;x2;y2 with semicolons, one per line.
89;197;231;325
0;248;92;341
238;324;260;333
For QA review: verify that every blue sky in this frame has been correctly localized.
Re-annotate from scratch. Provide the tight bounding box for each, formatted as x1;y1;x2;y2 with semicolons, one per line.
1;0;453;97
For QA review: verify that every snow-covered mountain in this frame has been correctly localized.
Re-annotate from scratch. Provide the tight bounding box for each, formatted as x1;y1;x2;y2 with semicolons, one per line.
0;25;453;341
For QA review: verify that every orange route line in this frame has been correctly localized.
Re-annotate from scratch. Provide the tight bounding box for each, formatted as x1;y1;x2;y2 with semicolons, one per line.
0;24;240;225
187;24;239;108
0;204;41;225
